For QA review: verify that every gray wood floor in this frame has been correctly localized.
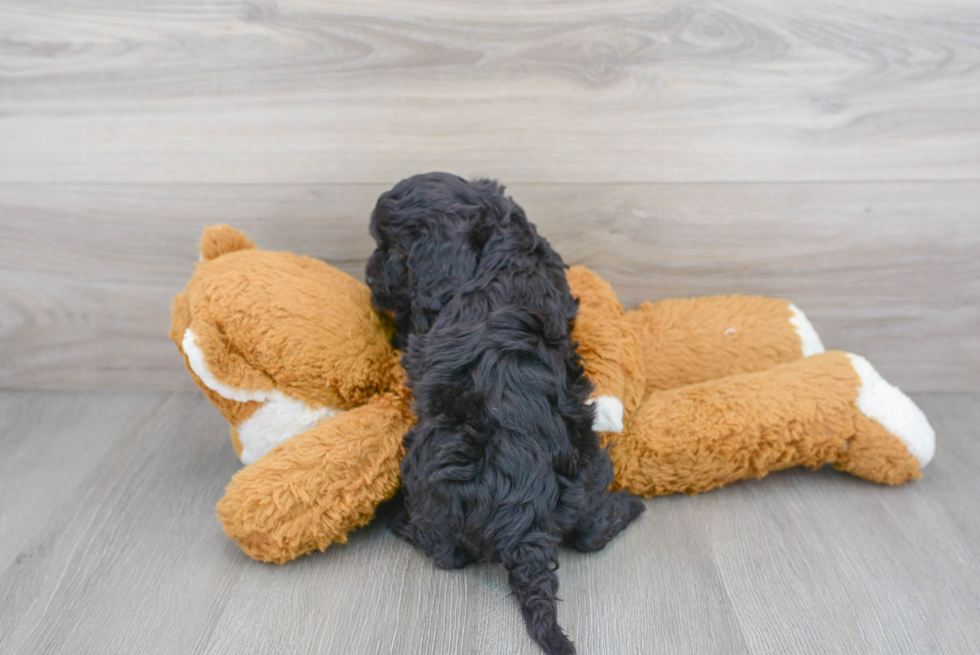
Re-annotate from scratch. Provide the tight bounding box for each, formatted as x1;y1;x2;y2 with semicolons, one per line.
0;391;977;655
2;1;979;653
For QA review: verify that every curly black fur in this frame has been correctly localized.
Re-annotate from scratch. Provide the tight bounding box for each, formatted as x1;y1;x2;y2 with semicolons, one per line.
366;172;644;655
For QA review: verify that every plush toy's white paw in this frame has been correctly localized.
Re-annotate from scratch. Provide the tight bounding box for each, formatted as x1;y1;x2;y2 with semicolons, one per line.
789;304;825;357
237;392;339;465
848;353;936;467
587;395;624;433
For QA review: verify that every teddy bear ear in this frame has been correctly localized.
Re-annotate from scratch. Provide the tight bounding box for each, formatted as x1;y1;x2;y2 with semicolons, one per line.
200;225;255;261
181;319;275;403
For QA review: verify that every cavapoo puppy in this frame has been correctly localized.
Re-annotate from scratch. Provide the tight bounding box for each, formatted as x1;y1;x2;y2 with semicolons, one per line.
366;172;644;655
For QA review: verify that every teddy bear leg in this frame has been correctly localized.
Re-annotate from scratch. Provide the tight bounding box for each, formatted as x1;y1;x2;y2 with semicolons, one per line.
832;354;934;484
627;295;824;393
605;351;934;497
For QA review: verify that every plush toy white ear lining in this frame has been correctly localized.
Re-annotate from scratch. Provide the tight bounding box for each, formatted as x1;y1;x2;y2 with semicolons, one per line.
182;328;272;403
788;304;825;357
847;353;936;468
587;395;624;433
237;394;339;465
183;328;340;465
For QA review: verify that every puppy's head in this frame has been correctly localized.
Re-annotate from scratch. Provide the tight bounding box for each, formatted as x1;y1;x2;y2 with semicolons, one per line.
366;172;519;343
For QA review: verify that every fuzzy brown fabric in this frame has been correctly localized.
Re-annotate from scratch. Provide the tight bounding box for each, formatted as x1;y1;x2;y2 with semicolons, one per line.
607;351;921;497
217;393;412;564
171;226;412;562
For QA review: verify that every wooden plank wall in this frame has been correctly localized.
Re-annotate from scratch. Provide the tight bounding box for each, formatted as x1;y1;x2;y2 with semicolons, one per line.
1;0;978;392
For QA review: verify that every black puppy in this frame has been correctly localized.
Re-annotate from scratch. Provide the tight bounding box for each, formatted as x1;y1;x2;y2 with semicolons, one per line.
366;173;644;655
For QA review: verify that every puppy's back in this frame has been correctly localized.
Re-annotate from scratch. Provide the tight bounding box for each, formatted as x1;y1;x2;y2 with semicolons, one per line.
369;174;643;655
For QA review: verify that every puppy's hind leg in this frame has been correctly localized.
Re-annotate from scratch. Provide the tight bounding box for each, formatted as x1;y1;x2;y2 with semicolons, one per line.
389;509;474;569
565;453;644;553
565;488;644;553
431;542;474;570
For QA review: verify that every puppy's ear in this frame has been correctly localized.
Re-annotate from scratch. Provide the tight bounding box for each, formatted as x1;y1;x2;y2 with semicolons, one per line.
367;246;414;349
467;214;495;252
404;233;481;335
466;185;514;253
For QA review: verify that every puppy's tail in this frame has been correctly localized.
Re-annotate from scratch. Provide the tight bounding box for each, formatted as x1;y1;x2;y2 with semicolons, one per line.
502;536;576;655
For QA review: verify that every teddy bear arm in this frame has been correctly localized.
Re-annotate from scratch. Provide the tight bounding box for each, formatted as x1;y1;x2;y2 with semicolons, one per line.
216;394;412;564
627;294;825;394
566;266;647;433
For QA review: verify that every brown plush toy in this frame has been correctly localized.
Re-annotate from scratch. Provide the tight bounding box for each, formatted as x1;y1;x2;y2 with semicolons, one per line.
171;226;935;564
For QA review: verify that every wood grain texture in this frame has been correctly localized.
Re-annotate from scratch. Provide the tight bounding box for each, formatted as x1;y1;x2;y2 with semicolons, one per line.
1;3;977;653
1;182;977;392
0;392;164;571
0;391;977;654
0;392;244;654
0;1;979;183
